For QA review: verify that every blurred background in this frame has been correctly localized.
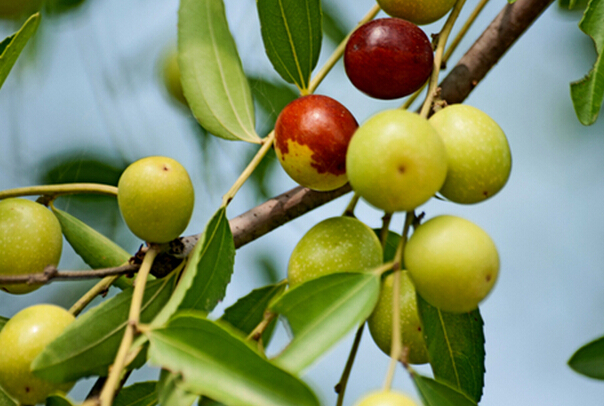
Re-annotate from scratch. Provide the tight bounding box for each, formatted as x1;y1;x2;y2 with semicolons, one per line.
0;0;603;405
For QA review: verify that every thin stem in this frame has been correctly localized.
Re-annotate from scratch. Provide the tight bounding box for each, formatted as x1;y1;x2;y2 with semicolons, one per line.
380;212;393;247
382;211;415;390
335;323;365;406
0;183;118;200
221;132;275;207
342;193;360;217
99;245;159;406
69;275;120;316
307;5;380;94
419;0;467;118
0;263;138;285
444;0;491;64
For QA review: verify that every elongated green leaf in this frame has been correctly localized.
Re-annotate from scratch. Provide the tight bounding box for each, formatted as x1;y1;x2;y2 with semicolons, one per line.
220;282;286;345
146;311;320;406
257;0;322;92
114;382;158;406
46;394;75;406
417;295;485;402
0;13;40;90
568;335;604;379
152;207;234;327
412;373;477;406
179;0;260;143
0;388;16;406
158;370;198;406
271;272;380;374
571;0;604;125
32;276;175;382
51;206;130;270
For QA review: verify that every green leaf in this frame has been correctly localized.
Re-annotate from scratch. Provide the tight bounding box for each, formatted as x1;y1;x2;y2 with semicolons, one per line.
417;295;485;403
45;394;75;406
257;0;322;92
41;155;124;186
0;13;41;90
114;382;158;406
178;0;260;143
220;282;286;344
146;311;320;406
0;388;17;406
152;207;235;327
568;335;604;379
51;206;130;270
31;276;175;383
570;0;604;125
270;272;380;374
412;373;478;406
158;370;198;406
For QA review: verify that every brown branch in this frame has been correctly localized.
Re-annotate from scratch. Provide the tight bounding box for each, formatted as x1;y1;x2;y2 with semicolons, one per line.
0;264;138;285
439;0;554;104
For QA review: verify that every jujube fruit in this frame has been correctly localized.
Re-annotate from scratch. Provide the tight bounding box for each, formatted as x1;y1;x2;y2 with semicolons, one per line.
354;390;419;406
0;198;63;294
405;215;499;313
344;18;433;100
376;0;457;25
0;304;75;405
274;95;358;191
429;104;512;204
368;271;429;364
346;109;448;213
287;216;382;287
117;156;195;243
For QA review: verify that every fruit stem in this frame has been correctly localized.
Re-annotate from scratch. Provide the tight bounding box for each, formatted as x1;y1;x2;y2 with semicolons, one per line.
98;245;159;406
380;212;393;248
0;183;118;200
383;211;414;390
444;0;491;64
307;5;380;95
335;323;365;406
419;0;467;118
221;131;275;208
69;275;120;316
342;193;360;217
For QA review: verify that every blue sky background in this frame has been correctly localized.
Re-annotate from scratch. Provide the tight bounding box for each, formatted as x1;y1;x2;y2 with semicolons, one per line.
1;0;604;405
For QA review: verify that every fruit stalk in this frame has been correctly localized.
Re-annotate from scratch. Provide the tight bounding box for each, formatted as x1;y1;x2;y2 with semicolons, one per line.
99;245;159;406
221;131;275;207
419;0;467;118
335;324;365;406
0;183;118;200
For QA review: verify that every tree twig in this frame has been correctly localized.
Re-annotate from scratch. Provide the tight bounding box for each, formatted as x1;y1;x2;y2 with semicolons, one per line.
0;264;138;285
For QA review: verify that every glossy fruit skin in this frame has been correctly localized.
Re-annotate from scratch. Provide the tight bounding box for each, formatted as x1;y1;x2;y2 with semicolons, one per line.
346;109;448;213
0;304;75;404
405;215;499;313
429;104;512;204
274;95;358;191
377;0;457;25
0;198;63;294
117;156;194;243
354;390;419;406
287;216;382;287
0;0;42;19
368;271;429;364
344;18;433;100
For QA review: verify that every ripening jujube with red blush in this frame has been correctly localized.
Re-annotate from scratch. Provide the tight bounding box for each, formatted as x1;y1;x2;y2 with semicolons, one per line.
344;18;434;100
274;95;358;191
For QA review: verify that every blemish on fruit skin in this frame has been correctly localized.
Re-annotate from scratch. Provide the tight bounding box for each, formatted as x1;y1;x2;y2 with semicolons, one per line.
486;274;492;282
398;165;406;174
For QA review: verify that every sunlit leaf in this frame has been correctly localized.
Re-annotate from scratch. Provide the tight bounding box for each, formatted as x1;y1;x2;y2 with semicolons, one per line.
146;311;320;406
32;276;175;382
417;295;485;402
220;282;286;345
114;381;158;406
0;13;40;90
152;207;234;327
257;0;322;92
270;272;380;374
0;388;16;406
568;335;604;379
412;373;477;406
570;0;604;125
158;370;198;406
179;0;260;143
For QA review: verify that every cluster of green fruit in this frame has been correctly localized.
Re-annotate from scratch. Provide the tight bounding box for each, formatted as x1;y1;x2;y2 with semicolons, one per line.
0;156;194;404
